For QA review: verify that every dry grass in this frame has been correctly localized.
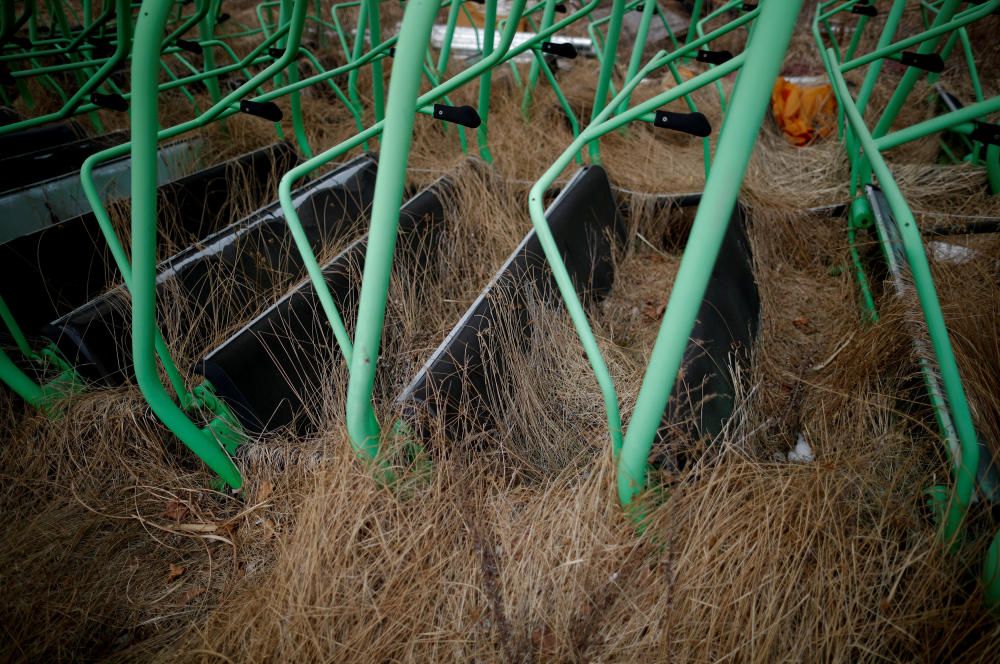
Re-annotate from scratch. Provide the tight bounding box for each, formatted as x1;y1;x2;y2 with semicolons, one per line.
3;2;1000;662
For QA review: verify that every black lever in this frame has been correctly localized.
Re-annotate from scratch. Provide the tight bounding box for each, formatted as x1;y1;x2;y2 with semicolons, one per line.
653;111;712;138
900;51;944;73
175;38;201;54
240;99;283;122
696;49;733;65
91;93;128;112
432;104;482;128
971;122;1000;147
541;41;577;59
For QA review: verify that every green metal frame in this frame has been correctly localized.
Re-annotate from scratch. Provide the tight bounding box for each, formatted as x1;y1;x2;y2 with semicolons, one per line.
814;0;1000;610
66;0;510;488
274;0;636;466
301;1;797;512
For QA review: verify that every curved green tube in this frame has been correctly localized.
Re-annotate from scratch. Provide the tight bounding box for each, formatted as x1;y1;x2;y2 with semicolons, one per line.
130;0;242;489
617;0;802;508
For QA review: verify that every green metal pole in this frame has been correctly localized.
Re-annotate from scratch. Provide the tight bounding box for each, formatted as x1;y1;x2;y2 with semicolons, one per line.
367;0;385;122
0;347;43;408
521;0;558;116
875;95;1000;152
856;0;906;114
872;0;961;138
617;0;803;508
588;0;624;163
200;0;222;105
526;51;747;462
347;0;373;147
130;0;243;489
476;0;497;162
618;0;656;114
345;0;441;461
0;0;131;135
436;0;463;77
828;49;979;547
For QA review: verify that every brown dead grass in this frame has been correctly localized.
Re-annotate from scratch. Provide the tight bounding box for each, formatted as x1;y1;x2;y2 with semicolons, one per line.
3;2;1000;662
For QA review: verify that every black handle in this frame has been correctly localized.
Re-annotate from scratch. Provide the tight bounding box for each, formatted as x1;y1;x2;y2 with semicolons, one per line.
432;104;481;129
851;3;877;16
741;2;757;10
696;49;733;65
654;111;712;138
240;99;283;122
88;38;115;57
175;38;201;54
555;3;567;12
91;92;128;112
541;41;577;59
971;122;1000;147
900;51;944;73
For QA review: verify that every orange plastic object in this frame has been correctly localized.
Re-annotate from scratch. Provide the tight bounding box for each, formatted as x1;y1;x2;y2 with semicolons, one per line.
771;77;837;146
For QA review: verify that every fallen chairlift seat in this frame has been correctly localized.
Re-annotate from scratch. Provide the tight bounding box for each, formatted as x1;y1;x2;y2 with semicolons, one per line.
0;137;204;244
0;129;129;193
199;177;449;434
0;106;19;125
867;185;1000;503
0;120;85;160
46;153;379;384
656;196;759;461
0;142;298;336
397;165;623;435
397;166;759;457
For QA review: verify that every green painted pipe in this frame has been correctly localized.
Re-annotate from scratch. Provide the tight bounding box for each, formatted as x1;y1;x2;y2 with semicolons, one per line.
330;0;361;59
0;346;43;408
693;0;746;112
129;0;242;489
873;0;961;138
367;0;385;122
476;0;498;162
619;0;656;114
617;0;803;508
347;0;369;108
345;0;442;461
875;95;1000;152
856;0;906;114
278;0;614;373
588;0;623;163
526;51;747;462
840;0;997;74
828;49;979;547
0;0;131;136
521;0;558;117
435;0;463;78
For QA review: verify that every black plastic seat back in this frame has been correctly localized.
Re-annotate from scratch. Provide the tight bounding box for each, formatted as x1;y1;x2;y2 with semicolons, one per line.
0;121;84;160
656;202;759;458
0;130;128;193
397;165;625;436
47;153;379;384
200;179;448;433
1;142;298;336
